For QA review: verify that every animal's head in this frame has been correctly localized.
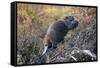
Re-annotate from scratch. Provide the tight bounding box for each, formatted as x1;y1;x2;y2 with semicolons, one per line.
64;16;78;30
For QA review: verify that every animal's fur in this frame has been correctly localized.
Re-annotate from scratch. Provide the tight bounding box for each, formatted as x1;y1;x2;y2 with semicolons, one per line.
42;16;79;55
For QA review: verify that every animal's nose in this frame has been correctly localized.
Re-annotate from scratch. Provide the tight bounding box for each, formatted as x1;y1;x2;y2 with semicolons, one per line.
76;21;79;25
71;20;78;28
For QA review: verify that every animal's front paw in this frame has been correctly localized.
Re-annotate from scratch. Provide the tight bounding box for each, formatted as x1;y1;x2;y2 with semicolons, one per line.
48;46;57;51
48;45;52;49
52;46;57;49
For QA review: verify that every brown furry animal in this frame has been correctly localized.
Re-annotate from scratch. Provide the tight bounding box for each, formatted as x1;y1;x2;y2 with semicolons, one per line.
42;16;79;55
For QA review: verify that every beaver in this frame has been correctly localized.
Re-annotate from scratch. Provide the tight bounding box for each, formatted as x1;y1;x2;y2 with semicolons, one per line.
42;16;79;55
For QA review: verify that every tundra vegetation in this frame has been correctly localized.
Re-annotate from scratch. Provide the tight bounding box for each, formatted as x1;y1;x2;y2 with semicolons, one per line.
17;3;97;65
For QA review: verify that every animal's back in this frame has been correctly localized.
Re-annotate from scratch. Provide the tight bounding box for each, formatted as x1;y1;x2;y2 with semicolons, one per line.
46;20;68;43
